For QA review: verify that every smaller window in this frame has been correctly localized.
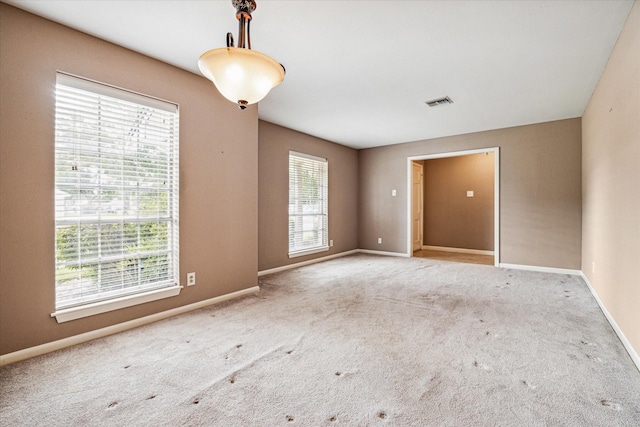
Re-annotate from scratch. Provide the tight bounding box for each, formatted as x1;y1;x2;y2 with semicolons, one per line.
288;151;329;257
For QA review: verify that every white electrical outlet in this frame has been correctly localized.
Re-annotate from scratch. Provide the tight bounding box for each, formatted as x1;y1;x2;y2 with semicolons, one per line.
330;240;334;247
392;189;397;197
187;272;196;286
377;237;382;244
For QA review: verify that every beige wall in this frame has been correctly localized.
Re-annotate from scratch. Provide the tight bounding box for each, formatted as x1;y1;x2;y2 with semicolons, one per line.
258;121;358;271
359;118;582;269
422;153;494;251
0;4;259;355
582;1;640;358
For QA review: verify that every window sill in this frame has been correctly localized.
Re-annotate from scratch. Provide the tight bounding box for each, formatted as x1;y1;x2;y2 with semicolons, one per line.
51;285;182;323
288;246;330;259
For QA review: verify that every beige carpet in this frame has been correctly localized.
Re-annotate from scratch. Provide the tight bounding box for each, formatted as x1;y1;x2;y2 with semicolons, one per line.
1;254;639;426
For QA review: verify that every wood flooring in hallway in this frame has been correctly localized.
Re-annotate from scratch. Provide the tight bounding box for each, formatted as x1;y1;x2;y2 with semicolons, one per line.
413;249;494;266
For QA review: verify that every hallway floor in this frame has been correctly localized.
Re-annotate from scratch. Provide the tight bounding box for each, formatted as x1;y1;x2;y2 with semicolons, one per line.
413;249;494;266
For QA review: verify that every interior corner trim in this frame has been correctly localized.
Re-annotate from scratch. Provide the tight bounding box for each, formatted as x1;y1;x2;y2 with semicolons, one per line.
259;249;359;277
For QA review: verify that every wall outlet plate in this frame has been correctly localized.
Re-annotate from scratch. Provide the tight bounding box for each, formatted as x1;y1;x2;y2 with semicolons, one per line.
187;272;196;286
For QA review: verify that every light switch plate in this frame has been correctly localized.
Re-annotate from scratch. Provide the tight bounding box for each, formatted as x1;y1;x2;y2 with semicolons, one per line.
466;191;474;198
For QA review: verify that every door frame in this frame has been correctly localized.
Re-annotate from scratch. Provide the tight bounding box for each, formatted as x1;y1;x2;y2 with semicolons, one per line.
406;147;500;266
411;161;424;251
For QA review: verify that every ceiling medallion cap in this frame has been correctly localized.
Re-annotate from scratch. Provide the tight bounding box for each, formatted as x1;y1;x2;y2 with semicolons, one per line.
232;0;256;15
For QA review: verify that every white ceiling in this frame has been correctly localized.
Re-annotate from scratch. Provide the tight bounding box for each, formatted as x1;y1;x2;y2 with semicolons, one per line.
4;0;634;149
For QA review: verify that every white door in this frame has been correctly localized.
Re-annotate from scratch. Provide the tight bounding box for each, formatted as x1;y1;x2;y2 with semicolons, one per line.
412;162;423;252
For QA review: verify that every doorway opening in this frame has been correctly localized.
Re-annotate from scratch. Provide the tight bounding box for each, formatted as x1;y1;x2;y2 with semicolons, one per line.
407;148;499;267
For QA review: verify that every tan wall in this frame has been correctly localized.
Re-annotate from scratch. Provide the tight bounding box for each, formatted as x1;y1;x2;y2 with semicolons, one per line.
0;4;259;355
582;1;640;357
359;118;582;268
258;121;358;271
422;153;494;251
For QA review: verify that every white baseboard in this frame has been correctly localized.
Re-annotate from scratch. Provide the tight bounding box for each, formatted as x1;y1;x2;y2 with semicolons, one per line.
0;286;260;367
258;249;411;277
258;250;359;276
580;273;640;373
357;249;410;258
499;263;581;276
422;245;494;256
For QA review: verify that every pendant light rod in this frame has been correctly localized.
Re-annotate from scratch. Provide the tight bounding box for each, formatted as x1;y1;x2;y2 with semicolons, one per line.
234;0;255;49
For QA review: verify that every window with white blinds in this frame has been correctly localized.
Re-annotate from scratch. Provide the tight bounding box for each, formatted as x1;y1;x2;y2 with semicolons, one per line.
288;151;328;257
54;73;179;310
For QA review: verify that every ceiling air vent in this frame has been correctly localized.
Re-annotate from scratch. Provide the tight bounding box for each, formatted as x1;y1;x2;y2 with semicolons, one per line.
425;96;453;107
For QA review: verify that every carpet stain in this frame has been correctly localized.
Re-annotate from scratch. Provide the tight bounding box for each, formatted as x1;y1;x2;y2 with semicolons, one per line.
286;415;294;422
146;394;157;400
473;360;492;371
192;397;201;405
375;295;430;309
107;401;119;409
335;371;342;377
585;354;603;363
419;372;444;400
521;380;536;390
601;400;623;411
378;411;387;419
123;365;131;369
329;415;337;422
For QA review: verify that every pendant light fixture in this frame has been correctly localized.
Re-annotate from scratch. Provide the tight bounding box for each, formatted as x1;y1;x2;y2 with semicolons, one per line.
198;0;285;110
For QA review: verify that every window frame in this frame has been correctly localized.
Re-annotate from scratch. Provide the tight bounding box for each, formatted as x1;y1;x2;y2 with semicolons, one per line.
288;151;329;258
51;72;180;323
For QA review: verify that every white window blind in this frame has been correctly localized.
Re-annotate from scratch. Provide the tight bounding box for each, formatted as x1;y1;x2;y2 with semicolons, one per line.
288;151;328;257
54;73;179;310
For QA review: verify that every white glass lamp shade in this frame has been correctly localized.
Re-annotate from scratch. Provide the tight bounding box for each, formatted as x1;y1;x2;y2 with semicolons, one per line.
198;47;285;107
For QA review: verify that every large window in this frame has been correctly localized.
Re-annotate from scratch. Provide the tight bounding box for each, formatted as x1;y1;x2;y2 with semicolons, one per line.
54;73;179;319
288;151;328;257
